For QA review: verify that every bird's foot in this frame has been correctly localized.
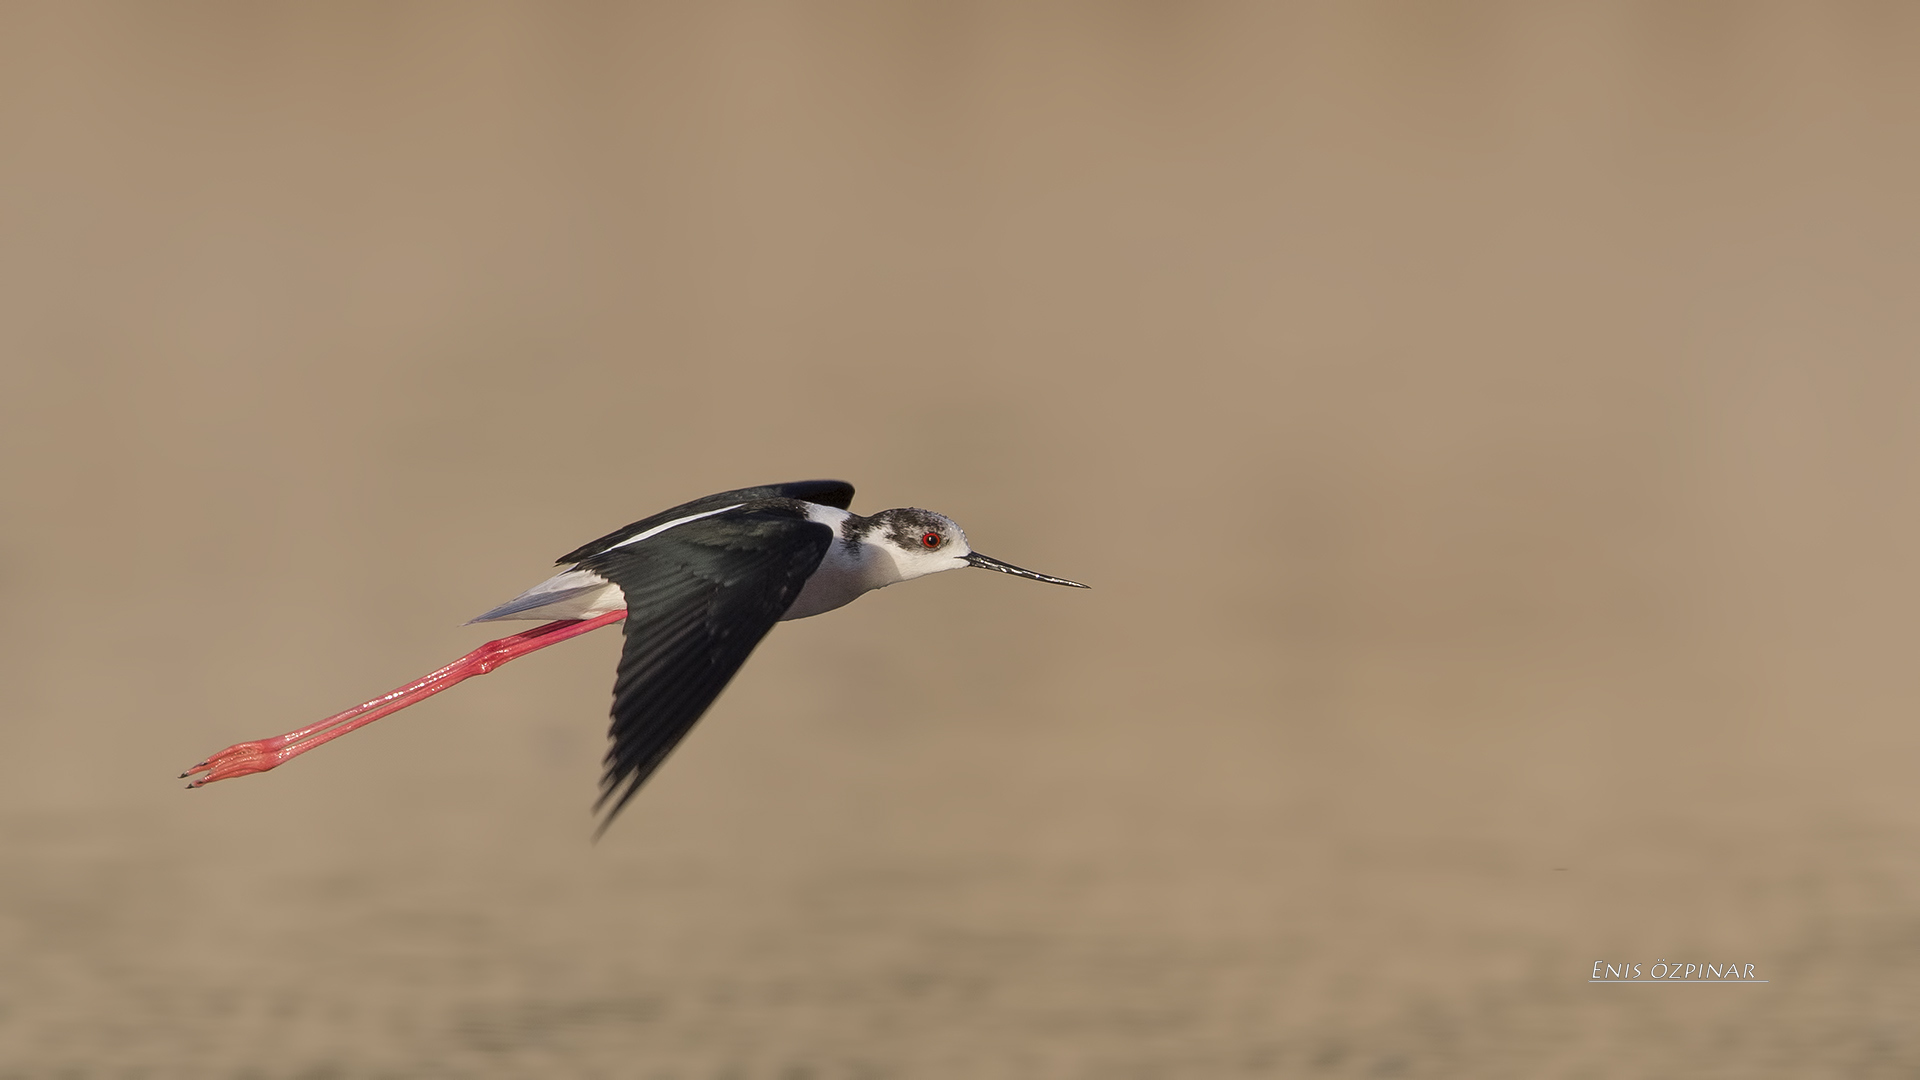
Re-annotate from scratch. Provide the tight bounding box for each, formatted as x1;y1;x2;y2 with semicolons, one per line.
181;736;298;787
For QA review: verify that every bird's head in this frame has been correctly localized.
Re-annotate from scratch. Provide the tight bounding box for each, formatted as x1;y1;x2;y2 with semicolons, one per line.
866;507;1089;589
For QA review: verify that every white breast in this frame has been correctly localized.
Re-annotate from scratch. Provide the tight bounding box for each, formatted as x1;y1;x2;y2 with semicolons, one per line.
780;504;894;621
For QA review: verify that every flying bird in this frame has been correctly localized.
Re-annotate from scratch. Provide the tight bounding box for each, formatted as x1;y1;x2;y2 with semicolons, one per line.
183;480;1087;829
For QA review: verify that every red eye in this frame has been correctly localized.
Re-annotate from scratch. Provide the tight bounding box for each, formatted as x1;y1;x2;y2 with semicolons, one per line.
921;531;942;549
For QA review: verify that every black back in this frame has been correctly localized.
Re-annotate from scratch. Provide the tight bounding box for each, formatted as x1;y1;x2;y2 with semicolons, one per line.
573;502;837;830
556;480;855;565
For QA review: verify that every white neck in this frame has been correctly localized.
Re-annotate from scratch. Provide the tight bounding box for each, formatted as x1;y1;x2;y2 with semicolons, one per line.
779;506;900;621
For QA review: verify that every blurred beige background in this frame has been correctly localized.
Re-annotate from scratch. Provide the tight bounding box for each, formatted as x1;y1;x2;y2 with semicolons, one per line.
3;4;1918;1077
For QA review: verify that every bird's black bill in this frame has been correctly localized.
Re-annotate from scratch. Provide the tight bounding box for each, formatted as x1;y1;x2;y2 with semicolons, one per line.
965;552;1089;588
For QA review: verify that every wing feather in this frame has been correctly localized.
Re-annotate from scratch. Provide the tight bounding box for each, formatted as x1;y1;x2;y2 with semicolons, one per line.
557;480;854;564
576;507;834;830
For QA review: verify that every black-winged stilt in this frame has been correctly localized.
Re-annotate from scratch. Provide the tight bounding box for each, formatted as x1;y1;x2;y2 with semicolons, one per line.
183;480;1087;830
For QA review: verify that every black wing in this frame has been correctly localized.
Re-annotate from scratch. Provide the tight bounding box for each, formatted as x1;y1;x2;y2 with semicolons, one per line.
557;480;855;564
574;506;835;830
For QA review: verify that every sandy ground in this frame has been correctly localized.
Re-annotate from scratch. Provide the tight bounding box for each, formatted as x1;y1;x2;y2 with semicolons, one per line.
3;5;1919;1077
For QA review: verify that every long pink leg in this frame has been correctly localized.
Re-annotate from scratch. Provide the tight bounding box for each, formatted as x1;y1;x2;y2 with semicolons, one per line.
183;611;626;787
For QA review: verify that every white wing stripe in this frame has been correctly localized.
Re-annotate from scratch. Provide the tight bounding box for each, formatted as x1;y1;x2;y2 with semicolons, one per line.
603;504;746;553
